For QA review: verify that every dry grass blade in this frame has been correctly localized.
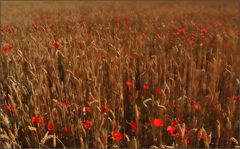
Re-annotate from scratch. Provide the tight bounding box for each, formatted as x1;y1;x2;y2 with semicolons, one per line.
40;131;49;145
28;126;37;132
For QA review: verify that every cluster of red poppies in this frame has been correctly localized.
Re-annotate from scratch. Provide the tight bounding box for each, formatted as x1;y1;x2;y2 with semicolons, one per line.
4;85;238;142
126;81;162;95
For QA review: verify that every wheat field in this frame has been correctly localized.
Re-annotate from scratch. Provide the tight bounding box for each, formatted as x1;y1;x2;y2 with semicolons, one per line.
0;1;239;148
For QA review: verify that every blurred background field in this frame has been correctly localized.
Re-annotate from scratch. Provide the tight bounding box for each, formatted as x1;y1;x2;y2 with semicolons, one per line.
0;1;239;148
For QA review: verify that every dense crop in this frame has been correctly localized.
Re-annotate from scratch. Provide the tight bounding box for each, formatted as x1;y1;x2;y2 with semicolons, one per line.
0;2;239;148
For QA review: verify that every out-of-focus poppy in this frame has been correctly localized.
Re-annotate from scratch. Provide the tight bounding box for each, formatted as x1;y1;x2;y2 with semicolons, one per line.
128;121;138;131
83;120;92;130
151;118;164;127
32;116;45;124
111;131;123;141
101;103;110;112
64;127;72;133
189;39;195;45
6;104;16;113
83;106;91;113
167;125;178;137
143;85;150;90
232;95;238;101
126;81;133;87
2;46;12;54
48;123;54;131
53;42;61;49
156;89;161;95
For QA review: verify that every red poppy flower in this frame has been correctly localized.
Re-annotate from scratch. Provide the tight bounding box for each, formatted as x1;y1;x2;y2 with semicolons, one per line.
129;55;134;59
151;118;164;127
143;85;150;90
156;89;161;95
199;131;205;139
32;116;44;124
178;27;186;33
185;128;190;134
171;120;177;127
232;95;238;101
6;104;16;113
89;98;94;102
53;42;61;49
32;116;40;123
83;120;92;130
167;126;178;137
101;103;110;112
83;106;91;113
111;131;123;141
64;127;72;133
6;104;13;111
201;28;208;34
193;103;201;112
2;46;12;54
126;81;133;87
174;31;180;36
128;121;138;131
48;123;54;131
189;39;195;45
62;99;68;108
88;98;98;103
